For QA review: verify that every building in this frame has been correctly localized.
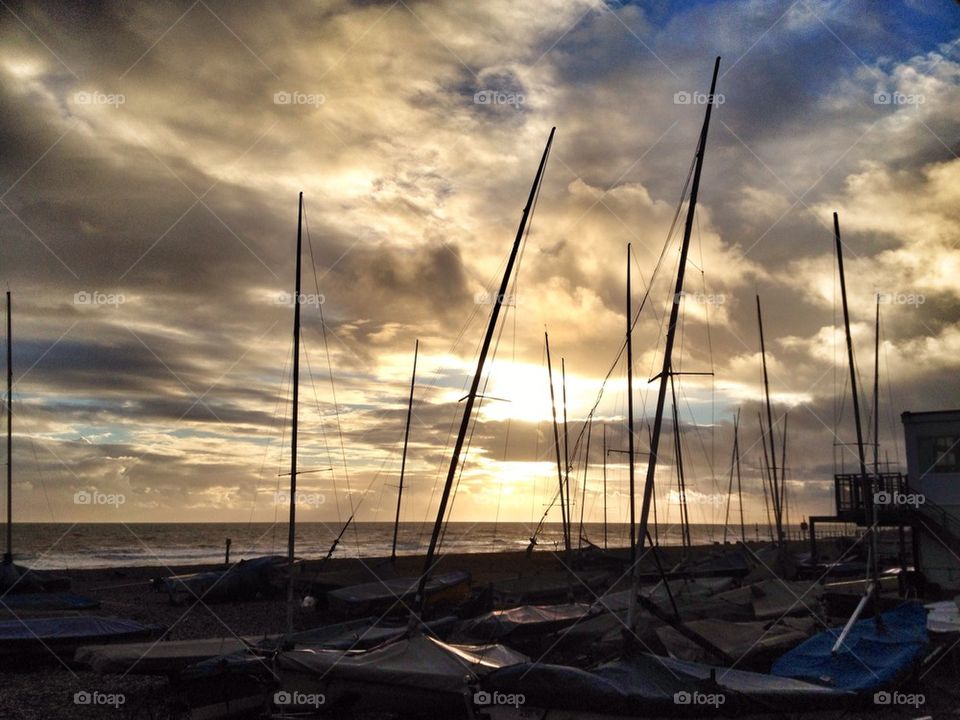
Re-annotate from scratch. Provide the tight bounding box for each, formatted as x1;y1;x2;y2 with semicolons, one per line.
808;409;960;595
902;410;960;592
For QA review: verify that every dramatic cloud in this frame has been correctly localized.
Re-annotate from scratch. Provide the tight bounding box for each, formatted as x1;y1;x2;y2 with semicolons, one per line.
0;0;958;538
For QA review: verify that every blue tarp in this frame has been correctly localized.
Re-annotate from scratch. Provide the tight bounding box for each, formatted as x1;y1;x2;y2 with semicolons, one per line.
0;592;100;612
772;602;928;692
0;616;159;642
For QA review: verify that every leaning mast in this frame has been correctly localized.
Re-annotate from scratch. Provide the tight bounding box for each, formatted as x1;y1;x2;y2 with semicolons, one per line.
630;57;721;632
412;129;555;622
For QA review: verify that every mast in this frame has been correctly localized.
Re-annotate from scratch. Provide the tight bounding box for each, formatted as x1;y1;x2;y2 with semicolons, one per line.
546;333;571;555
833;212;878;602
412;129;555;621
781;411;789;535
562;358;571;551
756;295;782;544
392;339;419;562
285;192;304;637
625;243;637;565
602;423;608;549
873;297;880;474
4;292;11;564
631;57;721;633
669;374;691;548
578;417;593;549
722;409;738;544
734;409;744;542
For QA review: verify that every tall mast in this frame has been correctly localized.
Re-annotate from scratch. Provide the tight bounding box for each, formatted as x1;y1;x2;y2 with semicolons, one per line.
602;423;608;550
392;339;419;562
4;292;11;564
578;417;593;549
286;192;304;637
631;57;721;633
722;409;738;544
413;129;555;621
625;243;637;565
545;332;570;555
873;297;880;474
781;412;789;534
756;295;782;544
734;409;744;542
669;374;691;548
562;358;571;550
833;212;877;599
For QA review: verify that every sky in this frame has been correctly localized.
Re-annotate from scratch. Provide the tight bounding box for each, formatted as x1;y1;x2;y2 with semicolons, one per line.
1;0;959;535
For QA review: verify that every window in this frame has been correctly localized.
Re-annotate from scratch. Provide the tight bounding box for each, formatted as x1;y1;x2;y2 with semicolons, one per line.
918;435;960;474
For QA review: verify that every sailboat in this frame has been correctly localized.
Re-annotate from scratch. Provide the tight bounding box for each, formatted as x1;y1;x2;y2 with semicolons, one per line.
0;292;71;597
272;130;558;717
0;292;162;666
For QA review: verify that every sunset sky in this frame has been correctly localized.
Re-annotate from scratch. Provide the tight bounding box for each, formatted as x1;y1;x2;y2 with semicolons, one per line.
1;0;959;535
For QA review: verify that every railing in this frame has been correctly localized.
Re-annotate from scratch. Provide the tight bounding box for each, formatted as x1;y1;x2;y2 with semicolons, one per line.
908;486;960;544
833;472;906;518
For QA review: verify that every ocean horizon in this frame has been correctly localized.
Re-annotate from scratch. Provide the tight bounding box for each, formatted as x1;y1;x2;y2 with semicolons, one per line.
0;521;825;570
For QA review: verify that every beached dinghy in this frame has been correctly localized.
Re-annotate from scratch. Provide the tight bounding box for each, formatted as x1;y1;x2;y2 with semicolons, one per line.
481;651;854;718
153;555;287;605
771;602;928;692
78;615;459;676
0;616;163;667
453;602;593;644
926;598;960;634
276;633;528;717
656;617;814;670
490;570;609;607
326;570;470;617
0;591;99;614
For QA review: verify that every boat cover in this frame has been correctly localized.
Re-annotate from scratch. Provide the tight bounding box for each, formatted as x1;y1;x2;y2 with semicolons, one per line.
84;616;459;676
155;555;286;604
0;592;99;612
0;562;71;593
0;616;161;643
656;617;813;665
484;652;852;715
455;603;593;642
277;634;527;693
76;636;256;674
926;598;960;634
326;571;469;613
771;602;927;692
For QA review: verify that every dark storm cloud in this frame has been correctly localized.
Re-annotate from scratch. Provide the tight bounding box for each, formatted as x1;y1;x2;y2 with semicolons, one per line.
0;0;958;524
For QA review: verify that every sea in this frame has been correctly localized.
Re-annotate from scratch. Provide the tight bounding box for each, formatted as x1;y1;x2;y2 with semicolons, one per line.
0;521;818;570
